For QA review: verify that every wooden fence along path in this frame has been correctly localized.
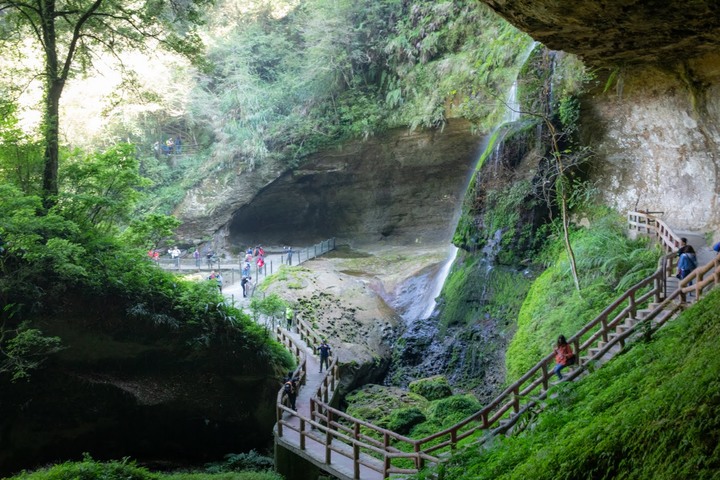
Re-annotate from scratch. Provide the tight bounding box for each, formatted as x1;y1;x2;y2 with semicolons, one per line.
272;212;720;479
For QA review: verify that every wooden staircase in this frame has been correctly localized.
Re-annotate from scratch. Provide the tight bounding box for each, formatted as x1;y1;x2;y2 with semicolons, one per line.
272;212;720;478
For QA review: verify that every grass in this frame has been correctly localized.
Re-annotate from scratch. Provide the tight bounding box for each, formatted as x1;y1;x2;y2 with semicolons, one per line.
5;455;283;480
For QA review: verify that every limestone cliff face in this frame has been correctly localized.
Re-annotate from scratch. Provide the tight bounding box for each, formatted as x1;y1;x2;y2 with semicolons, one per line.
482;1;720;66
225;120;480;248
582;61;720;231
481;0;720;233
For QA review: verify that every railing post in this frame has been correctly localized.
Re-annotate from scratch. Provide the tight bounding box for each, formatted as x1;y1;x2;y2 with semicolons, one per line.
572;339;581;365
450;429;457;450
513;385;520;413
353;441;360;479
325;410;333;464
277;405;283;437
601;317;609;342
541;363;549;390
300;417;306;450
383;432;391;478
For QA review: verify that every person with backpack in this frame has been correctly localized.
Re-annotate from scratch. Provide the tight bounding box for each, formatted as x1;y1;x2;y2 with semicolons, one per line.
553;335;575;380
283;375;298;410
677;243;697;281
241;276;250;298
318;340;331;373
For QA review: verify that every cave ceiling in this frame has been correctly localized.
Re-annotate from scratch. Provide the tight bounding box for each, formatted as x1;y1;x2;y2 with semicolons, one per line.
481;0;720;66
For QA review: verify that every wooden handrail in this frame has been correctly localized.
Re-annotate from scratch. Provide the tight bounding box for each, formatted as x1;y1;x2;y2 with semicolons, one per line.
275;213;720;478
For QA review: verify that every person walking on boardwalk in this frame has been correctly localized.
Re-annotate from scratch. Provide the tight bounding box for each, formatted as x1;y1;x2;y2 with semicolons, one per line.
553;335;575;380
285;306;293;330
283;375;298;411
678;245;697;280
241;276;250;298
318;340;331;373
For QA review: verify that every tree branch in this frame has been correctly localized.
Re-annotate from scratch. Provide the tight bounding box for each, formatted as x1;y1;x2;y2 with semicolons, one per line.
60;0;105;82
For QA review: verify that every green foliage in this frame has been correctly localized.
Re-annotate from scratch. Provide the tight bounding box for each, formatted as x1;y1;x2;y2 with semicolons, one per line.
6;454;283;480
426;394;481;426
506;211;660;379
204;451;275;474
0;97;44;195
0;320;63;382
409;375;453;401
249;294;288;332
433;289;720;480
9;455;155;480
58;144;151;233
558;95;581;135
122;213;182;250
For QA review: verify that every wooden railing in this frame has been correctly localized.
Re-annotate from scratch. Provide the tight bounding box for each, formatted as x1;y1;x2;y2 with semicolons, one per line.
274;212;720;478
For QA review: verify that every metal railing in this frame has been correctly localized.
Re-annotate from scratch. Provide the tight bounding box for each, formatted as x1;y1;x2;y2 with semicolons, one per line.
155;238;337;295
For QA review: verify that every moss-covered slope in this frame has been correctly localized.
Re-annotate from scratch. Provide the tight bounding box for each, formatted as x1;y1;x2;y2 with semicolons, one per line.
427;284;720;479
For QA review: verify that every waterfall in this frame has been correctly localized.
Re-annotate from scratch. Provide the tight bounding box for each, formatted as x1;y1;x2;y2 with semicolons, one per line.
409;41;539;321
420;245;458;319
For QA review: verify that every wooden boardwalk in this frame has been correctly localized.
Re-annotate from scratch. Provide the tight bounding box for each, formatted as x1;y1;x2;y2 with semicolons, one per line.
271;213;720;479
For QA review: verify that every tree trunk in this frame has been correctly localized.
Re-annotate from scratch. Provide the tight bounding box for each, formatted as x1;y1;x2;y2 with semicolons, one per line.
40;0;63;208
42;82;62;206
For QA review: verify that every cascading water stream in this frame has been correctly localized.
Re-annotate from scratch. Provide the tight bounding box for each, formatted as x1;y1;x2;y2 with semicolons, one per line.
406;41;538;322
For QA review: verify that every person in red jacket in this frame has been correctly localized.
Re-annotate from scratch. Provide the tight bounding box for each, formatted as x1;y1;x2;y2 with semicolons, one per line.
553;335;575;380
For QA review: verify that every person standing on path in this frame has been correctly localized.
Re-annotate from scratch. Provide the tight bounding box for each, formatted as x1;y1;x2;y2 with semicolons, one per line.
241;276;250;298
286;246;293;265
193;248;201;268
285;306;293;330
318;340;331;373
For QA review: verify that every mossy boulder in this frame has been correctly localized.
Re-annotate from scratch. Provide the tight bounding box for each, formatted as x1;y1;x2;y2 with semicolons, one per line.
409;375;453;401
344;384;427;428
386;407;427;435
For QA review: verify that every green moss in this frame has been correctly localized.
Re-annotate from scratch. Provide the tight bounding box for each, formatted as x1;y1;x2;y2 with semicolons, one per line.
386;407;427;435
506;211;660;379
409;375;453;401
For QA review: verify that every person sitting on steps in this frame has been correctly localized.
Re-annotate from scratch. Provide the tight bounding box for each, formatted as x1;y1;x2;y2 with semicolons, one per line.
553;335;575;380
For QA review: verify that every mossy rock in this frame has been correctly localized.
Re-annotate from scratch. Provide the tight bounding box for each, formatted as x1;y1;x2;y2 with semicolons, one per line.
409;375;453;401
427;394;482;426
386;407;426;435
344;384;427;427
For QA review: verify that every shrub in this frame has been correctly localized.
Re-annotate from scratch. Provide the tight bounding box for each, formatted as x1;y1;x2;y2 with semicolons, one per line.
204;451;274;473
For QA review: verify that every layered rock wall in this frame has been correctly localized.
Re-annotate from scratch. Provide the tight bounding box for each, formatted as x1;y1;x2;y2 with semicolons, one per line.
583;61;720;231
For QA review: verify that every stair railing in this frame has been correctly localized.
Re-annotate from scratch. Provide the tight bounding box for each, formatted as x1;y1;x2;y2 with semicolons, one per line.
273;214;719;478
